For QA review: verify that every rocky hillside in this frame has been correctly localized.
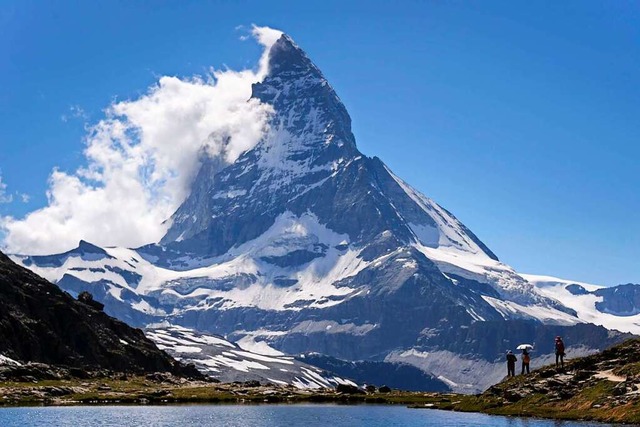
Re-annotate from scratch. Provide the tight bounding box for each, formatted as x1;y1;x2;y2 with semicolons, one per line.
417;338;640;424
0;251;197;376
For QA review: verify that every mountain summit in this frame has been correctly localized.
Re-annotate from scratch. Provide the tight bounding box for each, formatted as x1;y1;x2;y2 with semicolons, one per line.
160;34;359;251
161;34;499;269
14;33;631;392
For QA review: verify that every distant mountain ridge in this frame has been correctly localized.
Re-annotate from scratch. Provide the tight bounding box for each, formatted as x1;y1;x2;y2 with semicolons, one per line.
11;32;635;392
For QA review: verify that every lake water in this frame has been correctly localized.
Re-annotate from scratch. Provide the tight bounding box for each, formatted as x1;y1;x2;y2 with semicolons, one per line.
0;404;621;427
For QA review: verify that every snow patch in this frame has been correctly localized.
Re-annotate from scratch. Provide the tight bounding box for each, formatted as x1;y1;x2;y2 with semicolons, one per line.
236;336;285;356
0;354;21;366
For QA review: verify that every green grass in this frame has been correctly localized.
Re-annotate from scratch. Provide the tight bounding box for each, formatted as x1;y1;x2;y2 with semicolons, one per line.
0;378;463;407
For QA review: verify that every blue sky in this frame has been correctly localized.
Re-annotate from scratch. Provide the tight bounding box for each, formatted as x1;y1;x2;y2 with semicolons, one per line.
1;0;638;285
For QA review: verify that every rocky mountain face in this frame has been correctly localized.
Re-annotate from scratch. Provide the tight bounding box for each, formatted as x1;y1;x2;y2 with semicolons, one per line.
12;34;635;392
0;251;196;376
593;284;640;315
297;353;450;392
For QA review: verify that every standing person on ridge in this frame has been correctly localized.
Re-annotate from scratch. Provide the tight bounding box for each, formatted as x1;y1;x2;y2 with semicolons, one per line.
506;350;517;377
555;336;565;369
521;349;531;375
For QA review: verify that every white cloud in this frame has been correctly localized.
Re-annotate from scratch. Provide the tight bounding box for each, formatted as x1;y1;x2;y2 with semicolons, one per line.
251;25;283;75
61;105;89;123
1;26;284;255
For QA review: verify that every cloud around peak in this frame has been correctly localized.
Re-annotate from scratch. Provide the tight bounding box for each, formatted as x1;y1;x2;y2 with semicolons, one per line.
244;25;284;79
252;25;284;51
0;26;282;255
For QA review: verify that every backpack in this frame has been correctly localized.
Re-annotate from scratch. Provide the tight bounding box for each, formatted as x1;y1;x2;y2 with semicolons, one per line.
523;353;531;364
556;340;565;354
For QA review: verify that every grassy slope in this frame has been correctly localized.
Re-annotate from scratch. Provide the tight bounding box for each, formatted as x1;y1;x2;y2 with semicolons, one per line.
416;338;640;424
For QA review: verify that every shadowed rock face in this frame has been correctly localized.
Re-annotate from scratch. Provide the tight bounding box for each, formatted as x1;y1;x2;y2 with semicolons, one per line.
297;353;451;392
594;284;640;316
0;251;196;376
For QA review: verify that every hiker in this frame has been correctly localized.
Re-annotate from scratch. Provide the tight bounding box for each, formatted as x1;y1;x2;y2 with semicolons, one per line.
555;336;565;368
506;350;517;377
521;349;531;375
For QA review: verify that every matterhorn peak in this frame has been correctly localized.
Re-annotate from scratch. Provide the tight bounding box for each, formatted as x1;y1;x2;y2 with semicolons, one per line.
250;34;358;174
262;34;320;79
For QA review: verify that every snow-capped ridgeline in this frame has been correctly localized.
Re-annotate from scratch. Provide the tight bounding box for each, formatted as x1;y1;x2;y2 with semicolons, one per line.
15;212;368;315
384;169;558;307
12;225;571;325
16;239;638;334
384;167;494;258
525;274;640;335
145;324;356;389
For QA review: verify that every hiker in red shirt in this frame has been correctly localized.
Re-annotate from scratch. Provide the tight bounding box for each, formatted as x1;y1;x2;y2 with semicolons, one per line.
555;336;565;369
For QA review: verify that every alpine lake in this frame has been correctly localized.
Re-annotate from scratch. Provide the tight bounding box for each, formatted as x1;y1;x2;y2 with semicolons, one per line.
0;404;623;427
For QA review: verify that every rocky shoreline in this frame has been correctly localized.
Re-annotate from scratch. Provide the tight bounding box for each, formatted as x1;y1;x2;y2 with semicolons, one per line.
0;366;443;407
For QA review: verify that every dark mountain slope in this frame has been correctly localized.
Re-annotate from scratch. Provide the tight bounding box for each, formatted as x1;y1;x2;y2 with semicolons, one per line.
0;251;194;375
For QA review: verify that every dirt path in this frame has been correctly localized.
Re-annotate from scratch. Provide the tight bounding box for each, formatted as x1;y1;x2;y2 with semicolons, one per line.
594;370;626;382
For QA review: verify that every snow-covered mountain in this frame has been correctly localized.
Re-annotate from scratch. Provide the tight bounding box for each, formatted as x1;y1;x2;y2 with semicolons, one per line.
145;324;358;389
525;274;640;335
12;33;634;392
